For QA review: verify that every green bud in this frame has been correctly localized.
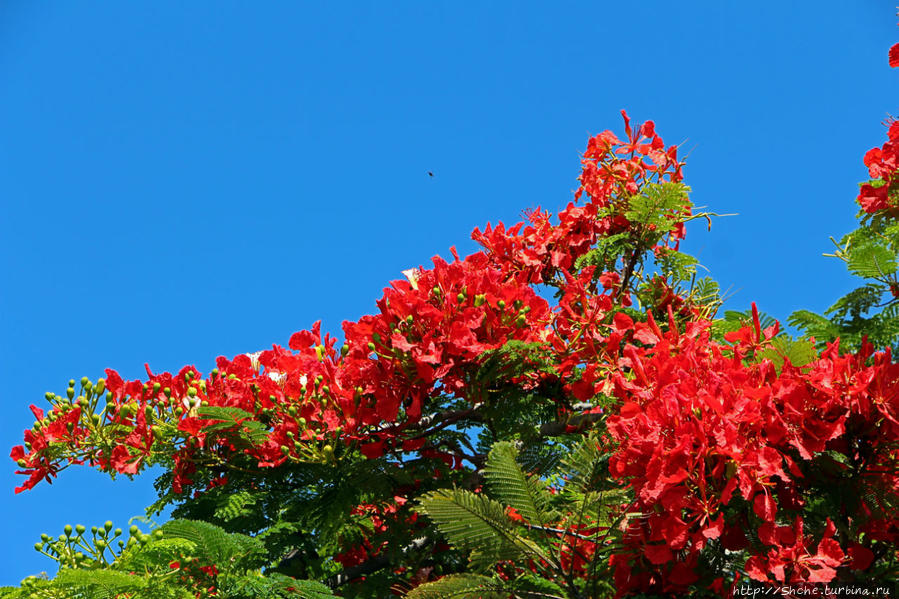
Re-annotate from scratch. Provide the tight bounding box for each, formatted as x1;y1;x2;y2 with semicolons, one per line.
129;525;138;536
91;526;98;534
341;344;349;357
104;521;113;532
322;385;330;395
74;552;84;560
64;525;72;537
187;387;197;397
406;314;414;324
474;294;486;307
33;543;42;552
80;376;89;387
66;387;75;400
516;316;527;327
315;345;325;360
16;459;26;468
163;387;171;398
68;379;76;388
91;414;101;425
152;382;161;393
95;539;106;548
323;444;334;456
40;534;49;542
44;391;54;401
298;417;307;427
95;379;105;394
498;299;506;309
114;528;122;537
367;342;376;352
75;524;85;535
287;406;297;417
153;530;164;540
280;445;290;455
457;292;466;303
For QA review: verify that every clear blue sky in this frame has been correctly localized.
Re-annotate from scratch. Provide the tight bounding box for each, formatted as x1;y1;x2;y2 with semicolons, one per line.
1;2;896;584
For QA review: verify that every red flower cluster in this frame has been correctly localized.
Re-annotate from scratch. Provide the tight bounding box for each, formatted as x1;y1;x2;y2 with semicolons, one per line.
11;250;551;493
605;306;899;593
859;119;899;213
473;111;686;287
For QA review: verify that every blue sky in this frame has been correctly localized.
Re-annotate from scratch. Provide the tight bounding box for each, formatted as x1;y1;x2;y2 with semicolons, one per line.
0;2;896;584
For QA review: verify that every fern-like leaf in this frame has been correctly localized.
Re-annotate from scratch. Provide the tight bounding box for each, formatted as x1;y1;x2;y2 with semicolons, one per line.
483;442;553;524
416;488;549;570
405;574;508;599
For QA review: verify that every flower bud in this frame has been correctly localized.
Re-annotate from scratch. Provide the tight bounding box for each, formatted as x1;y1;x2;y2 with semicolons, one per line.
457;293;465;303
16;459;26;468
474;294;486;307
68;379;76;388
340;344;349;357
33;543;42;552
95;379;105;394
187;387;197;397
64;525;72;537
104;521;113;532
75;524;85;535
66;387;75;400
367;342;376;352
80;377;89;387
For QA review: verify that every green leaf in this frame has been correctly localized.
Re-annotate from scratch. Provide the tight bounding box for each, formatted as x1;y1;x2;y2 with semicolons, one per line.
483;442;553;525
405;574;508;599
416;488;548;570
846;240;897;278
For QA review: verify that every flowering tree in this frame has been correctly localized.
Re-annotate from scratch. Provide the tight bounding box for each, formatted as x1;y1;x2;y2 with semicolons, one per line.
4;45;899;599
